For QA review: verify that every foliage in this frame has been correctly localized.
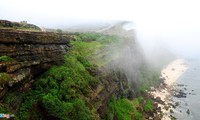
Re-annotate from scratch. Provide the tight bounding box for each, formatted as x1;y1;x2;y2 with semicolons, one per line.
0;105;8;113
18;91;41;120
73;33;101;42
73;33;122;48
0;56;15;62
106;96;155;120
16;33;111;119
72;33;123;67
133;111;143;120
143;99;153;112
106;97;144;120
41;93;71;119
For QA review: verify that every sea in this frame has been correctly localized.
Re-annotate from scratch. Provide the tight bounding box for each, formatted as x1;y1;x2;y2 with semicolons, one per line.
170;58;200;120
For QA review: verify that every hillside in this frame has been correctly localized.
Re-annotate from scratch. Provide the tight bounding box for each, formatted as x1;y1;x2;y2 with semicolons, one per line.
0;20;164;120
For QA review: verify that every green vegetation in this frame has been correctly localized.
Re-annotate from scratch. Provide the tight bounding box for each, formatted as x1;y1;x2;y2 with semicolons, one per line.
73;32;122;45
143;99;153;112
17;48;98;119
14;32;120;119
107;98;143;120
0;73;11;85
0;56;15;85
72;32;122;66
0;32;120;119
0;105;8;113
0;32;160;120
106;96;154;120
0;56;15;62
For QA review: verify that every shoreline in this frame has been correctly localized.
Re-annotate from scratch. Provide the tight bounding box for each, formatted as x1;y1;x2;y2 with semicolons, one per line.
150;59;188;120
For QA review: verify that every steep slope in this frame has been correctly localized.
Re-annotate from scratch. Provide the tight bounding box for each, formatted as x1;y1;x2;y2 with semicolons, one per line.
0;20;163;120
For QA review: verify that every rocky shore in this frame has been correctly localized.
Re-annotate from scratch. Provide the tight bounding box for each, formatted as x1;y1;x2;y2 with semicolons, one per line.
149;59;188;120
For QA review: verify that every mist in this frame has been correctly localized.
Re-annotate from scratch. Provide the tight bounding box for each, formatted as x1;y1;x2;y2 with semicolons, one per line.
136;21;200;59
1;0;200;58
133;0;200;59
105;28;144;90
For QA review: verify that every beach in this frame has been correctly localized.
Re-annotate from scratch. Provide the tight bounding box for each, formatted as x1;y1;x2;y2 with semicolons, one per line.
150;59;188;120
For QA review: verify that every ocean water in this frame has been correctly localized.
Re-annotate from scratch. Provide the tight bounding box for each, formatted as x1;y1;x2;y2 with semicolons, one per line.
170;59;200;120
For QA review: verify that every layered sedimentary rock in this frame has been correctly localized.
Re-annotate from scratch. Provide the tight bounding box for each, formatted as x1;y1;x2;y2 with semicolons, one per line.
0;29;73;98
0;20;138;119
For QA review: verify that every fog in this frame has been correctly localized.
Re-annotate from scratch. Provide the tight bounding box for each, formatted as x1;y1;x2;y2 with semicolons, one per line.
1;0;200;58
136;20;200;59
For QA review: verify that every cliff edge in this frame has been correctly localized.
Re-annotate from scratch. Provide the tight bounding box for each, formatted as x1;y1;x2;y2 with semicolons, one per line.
0;28;73;98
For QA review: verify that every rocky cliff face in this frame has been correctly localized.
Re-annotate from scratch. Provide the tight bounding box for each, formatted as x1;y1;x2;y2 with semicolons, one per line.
0;29;73;98
0;21;147;120
94;69;129;117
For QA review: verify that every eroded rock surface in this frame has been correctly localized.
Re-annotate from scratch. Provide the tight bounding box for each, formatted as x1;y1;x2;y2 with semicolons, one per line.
0;29;73;98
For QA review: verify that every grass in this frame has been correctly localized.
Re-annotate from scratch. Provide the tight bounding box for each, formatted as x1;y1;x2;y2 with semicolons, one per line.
106;97;144;120
143;99;153;112
72;32;124;67
0;56;15;62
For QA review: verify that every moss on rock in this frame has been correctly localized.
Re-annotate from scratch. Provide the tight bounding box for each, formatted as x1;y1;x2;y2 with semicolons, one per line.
0;73;11;85
0;56;15;62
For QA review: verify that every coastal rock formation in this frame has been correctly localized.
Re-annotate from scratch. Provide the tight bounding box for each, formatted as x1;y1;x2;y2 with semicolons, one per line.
0;28;73;98
0;20;165;120
0;23;131;119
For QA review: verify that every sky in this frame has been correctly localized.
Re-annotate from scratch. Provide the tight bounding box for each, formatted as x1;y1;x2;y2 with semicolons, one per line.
1;0;200;58
1;0;199;27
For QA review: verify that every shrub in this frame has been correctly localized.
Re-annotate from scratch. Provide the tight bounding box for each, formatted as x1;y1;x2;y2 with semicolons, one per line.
41;93;69;119
133;111;143;120
40;94;94;120
109;98;135;120
72;99;95;120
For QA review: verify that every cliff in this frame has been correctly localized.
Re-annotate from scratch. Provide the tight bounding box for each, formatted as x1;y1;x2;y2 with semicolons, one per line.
0;20;162;120
0;29;73;98
0;26;133;119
